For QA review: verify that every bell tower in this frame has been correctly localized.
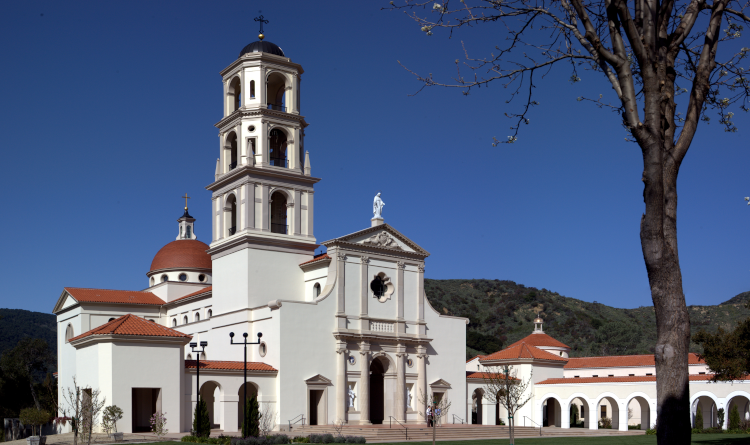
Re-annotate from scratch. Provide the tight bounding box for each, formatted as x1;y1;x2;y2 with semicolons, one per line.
207;23;320;310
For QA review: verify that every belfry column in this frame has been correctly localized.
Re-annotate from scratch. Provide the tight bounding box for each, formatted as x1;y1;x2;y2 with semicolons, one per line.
336;339;348;423
416;345;428;424
359;342;371;425
395;343;406;422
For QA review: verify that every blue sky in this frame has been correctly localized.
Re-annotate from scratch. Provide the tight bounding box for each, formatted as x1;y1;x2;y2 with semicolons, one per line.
0;1;747;313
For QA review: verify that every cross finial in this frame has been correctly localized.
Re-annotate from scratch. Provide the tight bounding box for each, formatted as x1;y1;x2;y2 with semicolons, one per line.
182;193;191;210
254;13;269;40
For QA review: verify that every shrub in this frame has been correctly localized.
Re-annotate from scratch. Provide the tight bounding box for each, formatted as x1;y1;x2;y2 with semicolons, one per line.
718;408;725;429
19;408;51;437
242;396;261;438
102;405;123;435
598;417;612;429
730;405;741;430
150;411;168;439
628;424;641;430
194;400;211;438
695;406;704;430
291;438;309;444
333;437;346;444
646;428;657;435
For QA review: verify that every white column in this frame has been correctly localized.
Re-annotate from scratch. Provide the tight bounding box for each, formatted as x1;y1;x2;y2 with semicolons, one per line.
416;345;427;424
221;395;239;432
293;189;302;235
336;252;346;329
417;264;425;335
561;400;570;429
482;400;495;426
260;184;269;231
589;400;598;430
359;342;371;425
618;401;628;431
336;340;348;424
360;256;369;330
396;262;405;333
395;344;406;422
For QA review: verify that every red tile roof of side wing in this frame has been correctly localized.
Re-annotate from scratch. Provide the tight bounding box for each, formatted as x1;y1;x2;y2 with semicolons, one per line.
564;353;705;369
507;333;570;349
537;373;749;385
481;342;568;362
69;314;191;342
466;355;485;363
185;360;277;372
466;371;518;380
65;288;165;305
170;286;212;304
299;253;330;266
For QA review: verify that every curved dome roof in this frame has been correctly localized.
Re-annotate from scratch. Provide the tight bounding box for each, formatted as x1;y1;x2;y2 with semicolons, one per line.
239;40;285;57
150;240;211;272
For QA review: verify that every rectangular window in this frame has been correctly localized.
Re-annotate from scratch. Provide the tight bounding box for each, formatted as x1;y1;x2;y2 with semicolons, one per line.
629;374;635;376
646;373;653;376
593;375;598;377
574;376;579;378
601;405;607;418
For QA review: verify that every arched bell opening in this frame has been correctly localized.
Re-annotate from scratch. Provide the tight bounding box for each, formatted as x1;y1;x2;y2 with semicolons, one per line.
225;132;238;171
270;191;288;234
269;129;288;167
471;389;484;424
227;76;241;114
626;396;651;430
266;72;287;111
225;194;237;236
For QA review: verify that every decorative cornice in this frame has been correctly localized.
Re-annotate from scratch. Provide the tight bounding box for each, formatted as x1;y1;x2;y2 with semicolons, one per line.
207;164;320;193
215;108;307;130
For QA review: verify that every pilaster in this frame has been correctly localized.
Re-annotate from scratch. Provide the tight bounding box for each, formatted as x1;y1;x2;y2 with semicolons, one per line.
359;342;371;425
359;256;369;330
336;340;348;424
416;345;427;423
395;343;406;422
396;261;405;333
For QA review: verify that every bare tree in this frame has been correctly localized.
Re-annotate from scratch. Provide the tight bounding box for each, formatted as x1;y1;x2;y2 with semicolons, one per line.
387;1;749;443
416;389;452;445
478;366;532;444
258;403;277;436
62;377;105;445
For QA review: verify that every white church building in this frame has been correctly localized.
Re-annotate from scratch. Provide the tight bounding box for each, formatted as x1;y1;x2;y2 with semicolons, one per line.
53;34;468;434
52;32;750;437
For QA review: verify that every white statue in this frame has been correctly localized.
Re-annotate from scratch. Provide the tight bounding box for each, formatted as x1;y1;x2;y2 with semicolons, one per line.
373;193;385;219
406;387;412;409
348;388;356;409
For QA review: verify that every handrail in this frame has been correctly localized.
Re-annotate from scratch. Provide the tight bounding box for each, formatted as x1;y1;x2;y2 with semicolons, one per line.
522;416;542;436
288;414;305;430
388;416;408;440
452;414;465;424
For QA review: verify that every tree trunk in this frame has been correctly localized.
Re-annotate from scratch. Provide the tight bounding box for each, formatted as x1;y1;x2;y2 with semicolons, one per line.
640;137;691;443
29;379;41;410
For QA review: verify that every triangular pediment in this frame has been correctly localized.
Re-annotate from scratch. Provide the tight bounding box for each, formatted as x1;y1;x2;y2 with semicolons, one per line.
52;290;78;314
322;224;429;257
429;378;452;389
305;374;333;385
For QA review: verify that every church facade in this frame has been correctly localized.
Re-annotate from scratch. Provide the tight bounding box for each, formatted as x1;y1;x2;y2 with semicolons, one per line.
52;36;467;434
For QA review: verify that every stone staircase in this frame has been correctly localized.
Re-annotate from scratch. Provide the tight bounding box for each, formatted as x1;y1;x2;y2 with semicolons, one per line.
295;424;646;442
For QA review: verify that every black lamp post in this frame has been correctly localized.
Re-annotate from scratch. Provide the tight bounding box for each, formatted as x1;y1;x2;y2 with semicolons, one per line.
190;341;208;437
230;332;262;437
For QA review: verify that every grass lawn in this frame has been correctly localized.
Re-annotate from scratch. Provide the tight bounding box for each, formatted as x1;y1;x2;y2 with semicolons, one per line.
379;435;750;445
147;436;750;445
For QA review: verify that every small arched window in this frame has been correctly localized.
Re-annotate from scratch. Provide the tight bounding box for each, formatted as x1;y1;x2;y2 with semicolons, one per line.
161;274;168;282
150;277;155;286
108;318;116;322
313;283;321;298
195;313;201;322
65;324;74;342
172;318;177;327
183;315;188;325
187;353;192;360
207;309;212;319
270;191;287;234
250;80;256;98
269;129;287;167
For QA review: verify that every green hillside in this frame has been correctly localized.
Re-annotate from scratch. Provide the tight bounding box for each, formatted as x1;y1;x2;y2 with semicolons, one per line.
0;309;57;371
424;279;750;359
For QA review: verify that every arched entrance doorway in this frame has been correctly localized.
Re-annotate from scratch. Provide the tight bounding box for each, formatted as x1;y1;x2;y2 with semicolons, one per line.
472;389;484;424
727;395;750;428
626;396;650;430
693;396;718;428
237;382;258;431
596;396;620;429
370;356;388;424
543;397;562;427
200;381;221;429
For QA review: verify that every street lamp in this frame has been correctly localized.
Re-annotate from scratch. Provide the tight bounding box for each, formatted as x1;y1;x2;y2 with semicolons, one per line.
230;331;262;437
190;341;208;437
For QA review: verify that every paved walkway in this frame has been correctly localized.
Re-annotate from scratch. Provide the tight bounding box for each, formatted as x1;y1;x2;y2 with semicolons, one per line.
2;432;185;445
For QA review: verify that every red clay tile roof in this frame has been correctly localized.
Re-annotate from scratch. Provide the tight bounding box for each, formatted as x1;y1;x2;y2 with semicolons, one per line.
150;240;211;272
481;342;568;362
170;286;212;304
65;287;165;305
466;355;485;363
69;314;191;342
537;373;749;385
507;333;570;349
564;353;705;369
466;371;517;380
185;360;277;372
299;253;330;266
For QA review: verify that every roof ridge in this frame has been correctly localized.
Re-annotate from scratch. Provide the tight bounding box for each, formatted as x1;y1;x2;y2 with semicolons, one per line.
65;287;155;294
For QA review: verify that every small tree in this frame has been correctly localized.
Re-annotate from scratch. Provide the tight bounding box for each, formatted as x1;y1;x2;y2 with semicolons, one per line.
718;407;725;429
242;395;261;438
193;400;210;438
258;403;276;436
102;405;123;436
730;405;741;430
19;408;51;437
62;377;105;445
480;366;532;445
150;411;168;439
570;404;579;426
416;390;452;445
695;406;704;430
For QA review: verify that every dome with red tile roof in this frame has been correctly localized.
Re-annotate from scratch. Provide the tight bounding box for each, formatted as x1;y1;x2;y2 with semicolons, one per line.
149;240;211;272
